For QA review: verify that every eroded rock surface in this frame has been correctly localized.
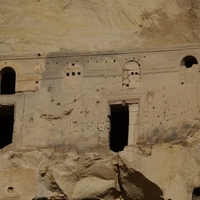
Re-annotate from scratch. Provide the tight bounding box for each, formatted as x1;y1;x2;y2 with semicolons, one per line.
0;148;164;200
1;1;200;200
1;0;200;55
117;160;164;200
1;130;200;200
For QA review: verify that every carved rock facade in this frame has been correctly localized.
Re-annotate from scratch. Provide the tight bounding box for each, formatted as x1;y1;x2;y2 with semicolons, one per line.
0;48;200;200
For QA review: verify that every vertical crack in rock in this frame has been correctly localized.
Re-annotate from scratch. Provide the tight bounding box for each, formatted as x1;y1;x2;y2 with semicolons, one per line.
116;155;164;200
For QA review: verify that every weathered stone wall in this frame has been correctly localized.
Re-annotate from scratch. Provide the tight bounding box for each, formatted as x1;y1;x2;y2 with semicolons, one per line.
1;48;199;149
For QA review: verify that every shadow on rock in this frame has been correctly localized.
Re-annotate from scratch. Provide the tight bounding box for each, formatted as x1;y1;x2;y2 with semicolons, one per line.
118;161;164;200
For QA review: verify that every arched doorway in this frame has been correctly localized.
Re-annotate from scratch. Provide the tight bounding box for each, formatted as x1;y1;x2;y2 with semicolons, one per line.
0;67;16;94
0;105;14;149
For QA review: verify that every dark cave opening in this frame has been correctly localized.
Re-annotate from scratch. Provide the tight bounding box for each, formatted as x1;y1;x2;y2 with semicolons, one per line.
1;67;16;94
181;56;198;68
109;104;129;152
192;187;200;199
0;105;14;149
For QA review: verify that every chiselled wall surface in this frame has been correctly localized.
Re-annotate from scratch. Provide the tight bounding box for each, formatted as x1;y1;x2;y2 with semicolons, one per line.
1;1;200;200
1;48;200;149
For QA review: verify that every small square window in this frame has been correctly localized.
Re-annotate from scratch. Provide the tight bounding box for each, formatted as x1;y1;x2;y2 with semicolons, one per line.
72;72;75;76
66;73;70;76
78;72;81;75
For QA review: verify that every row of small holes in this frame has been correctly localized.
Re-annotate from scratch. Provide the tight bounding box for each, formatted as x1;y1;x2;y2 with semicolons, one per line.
87;60;116;63
46;62;59;65
66;72;81;76
131;72;140;75
45;62;78;65
45;60;117;65
126;58;140;62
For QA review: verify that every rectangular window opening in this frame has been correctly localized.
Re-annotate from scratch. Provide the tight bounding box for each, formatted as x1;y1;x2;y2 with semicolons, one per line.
0;105;14;149
109;104;129;152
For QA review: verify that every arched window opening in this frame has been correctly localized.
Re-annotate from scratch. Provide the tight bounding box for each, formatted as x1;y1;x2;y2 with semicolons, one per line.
109;104;129;152
0;105;14;149
123;61;141;89
0;67;16;94
181;56;198;68
192;187;200;199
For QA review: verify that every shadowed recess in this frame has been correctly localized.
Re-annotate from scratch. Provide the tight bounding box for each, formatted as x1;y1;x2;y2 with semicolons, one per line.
0;67;16;94
118;162;164;200
192;187;200;199
0;105;14;149
109;104;129;152
181;55;198;68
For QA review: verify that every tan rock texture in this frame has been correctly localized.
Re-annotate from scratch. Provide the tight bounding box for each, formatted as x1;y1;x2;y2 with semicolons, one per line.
1;0;200;55
1;1;200;200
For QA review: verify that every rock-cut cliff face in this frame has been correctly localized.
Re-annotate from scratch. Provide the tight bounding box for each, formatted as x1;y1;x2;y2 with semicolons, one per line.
1;0;200;55
1;1;200;200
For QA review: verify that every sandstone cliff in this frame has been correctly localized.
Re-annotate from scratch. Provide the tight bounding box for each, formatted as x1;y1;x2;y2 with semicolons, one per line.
0;0;200;55
0;1;200;200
